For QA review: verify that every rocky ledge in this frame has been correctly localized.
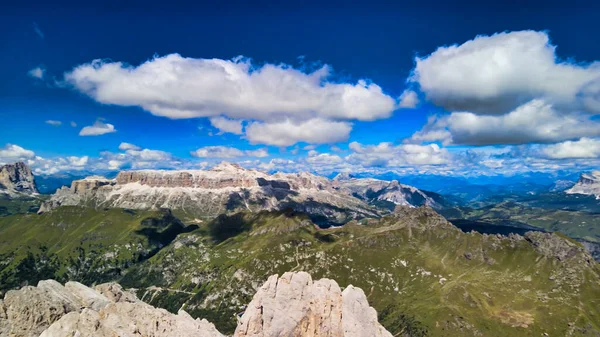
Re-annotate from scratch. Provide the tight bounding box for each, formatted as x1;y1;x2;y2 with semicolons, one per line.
0;272;392;337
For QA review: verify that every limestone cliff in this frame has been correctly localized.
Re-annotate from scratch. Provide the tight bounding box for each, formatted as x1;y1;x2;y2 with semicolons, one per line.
0;162;38;197
0;272;391;337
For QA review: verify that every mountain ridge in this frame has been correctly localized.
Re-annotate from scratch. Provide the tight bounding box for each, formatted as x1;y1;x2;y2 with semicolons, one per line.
38;162;443;225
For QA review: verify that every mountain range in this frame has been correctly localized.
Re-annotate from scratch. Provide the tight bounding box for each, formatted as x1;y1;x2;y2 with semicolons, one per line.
37;162;446;226
1;162;600;336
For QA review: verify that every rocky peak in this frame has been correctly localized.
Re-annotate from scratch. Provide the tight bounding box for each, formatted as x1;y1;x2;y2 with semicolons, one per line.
1;272;391;337
579;171;600;185
0;161;38;196
566;171;600;199
333;172;355;181
234;272;392;337
211;161;246;172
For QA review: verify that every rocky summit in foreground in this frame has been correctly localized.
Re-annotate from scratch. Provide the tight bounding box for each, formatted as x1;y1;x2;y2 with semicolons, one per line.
0;272;390;337
0;162;38;198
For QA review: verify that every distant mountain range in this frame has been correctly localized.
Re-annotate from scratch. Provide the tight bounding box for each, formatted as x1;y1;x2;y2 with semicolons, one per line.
38;162;444;226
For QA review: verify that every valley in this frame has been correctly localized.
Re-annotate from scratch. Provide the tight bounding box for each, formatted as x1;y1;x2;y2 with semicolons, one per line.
1;162;600;336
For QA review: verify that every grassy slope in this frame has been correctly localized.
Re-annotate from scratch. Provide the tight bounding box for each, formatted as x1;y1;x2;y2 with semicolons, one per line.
121;208;600;337
1;203;599;336
0;206;191;291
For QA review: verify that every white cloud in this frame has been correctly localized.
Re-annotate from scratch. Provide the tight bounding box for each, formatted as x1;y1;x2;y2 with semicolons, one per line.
245;148;269;158
0;144;35;163
246;118;352;146
410;99;600;146
125;149;171;161
70;121;77;127
398;90;419;108
542;138;600;159
306;153;343;165
108;160;125;170
64;54;396;122
45;120;62;126
67;156;89;167
191;146;269;158
64;54;399;146
411;30;600;114
118;142;141;151
28;67;45;79
79;121;117;136
347;142;451;166
209;116;244;135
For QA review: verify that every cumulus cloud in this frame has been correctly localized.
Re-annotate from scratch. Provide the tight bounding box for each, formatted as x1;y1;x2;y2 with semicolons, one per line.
542;138;600;159
191;146;269;158
0;144;35;163
347;141;451;166
125;149;171;161
64;54;396;122
398;90;419;108
306;153;343;165
67;156;89;167
245;118;352;146
79;121;117;136
28;67;45;79
63;54;399;145
45;120;62;126
209;116;244;135
70;121;77;127
118;142;141;151
411;30;600;115
410;99;600;145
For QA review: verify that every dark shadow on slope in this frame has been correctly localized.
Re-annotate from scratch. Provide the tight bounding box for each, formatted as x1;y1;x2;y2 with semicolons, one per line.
450;219;547;236
135;209;199;259
209;212;252;242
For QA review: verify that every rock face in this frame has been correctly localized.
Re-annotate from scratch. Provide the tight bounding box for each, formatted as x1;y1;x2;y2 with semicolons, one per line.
0;279;223;337
37;163;399;223
234;272;392;337
566;171;600;199
40;163;440;223
0;162;38;197
334;175;441;209
1;273;390;337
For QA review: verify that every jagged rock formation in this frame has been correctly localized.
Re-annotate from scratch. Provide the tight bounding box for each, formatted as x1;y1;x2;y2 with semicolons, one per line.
334;175;441;209
39;163;437;223
0;162;38;197
0;273;390;337
566;171;600;199
234;272;392;337
0;279;224;337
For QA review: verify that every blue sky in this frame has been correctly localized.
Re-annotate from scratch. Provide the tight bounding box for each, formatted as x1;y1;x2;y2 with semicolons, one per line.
1;0;600;177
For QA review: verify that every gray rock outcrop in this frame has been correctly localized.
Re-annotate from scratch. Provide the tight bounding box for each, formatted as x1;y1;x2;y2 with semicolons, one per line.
0;162;38;197
1;272;392;337
0;280;223;337
234;272;393;337
566;170;600;199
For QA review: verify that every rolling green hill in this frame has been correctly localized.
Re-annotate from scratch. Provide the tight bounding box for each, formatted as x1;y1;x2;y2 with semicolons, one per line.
1;204;599;336
0;206;195;292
